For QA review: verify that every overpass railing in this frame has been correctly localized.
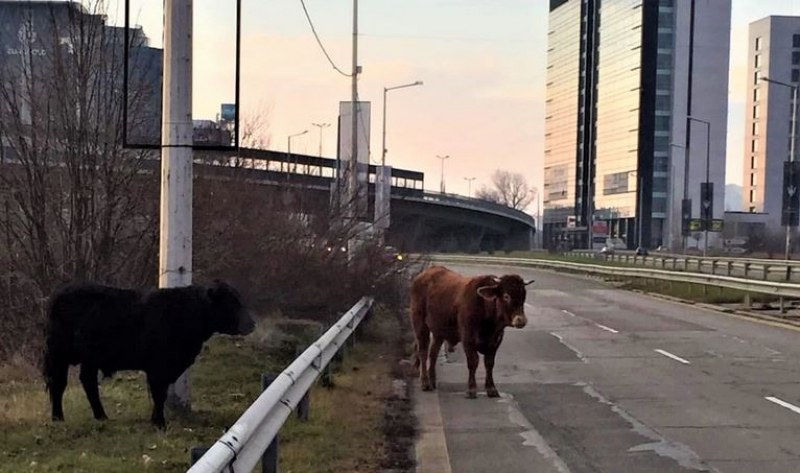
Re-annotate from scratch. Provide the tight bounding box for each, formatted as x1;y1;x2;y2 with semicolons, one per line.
569;250;800;283
187;296;374;473
430;254;800;303
416;191;536;228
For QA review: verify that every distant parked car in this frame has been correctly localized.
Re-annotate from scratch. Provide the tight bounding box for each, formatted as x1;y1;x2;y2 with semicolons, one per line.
382;245;404;263
600;245;615;255
635;246;649;256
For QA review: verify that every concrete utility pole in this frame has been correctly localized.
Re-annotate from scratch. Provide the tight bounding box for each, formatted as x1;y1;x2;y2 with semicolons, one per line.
161;0;193;409
348;0;359;224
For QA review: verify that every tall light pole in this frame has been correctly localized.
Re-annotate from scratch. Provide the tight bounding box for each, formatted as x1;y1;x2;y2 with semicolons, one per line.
311;122;330;158
762;77;798;261
436;155;450;193
287;129;308;174
670;143;686;252
687;116;711;257
382;81;423;166
464;177;476;197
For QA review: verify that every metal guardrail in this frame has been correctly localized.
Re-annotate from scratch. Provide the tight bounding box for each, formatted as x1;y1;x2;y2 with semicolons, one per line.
431;255;800;300
568;250;800;282
187;296;374;473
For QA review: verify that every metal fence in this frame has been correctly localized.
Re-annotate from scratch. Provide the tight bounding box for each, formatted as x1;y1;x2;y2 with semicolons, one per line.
569;251;800;283
187;296;374;473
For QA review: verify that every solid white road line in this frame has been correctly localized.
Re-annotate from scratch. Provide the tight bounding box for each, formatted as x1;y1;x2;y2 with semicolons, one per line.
595;323;619;334
654;349;691;365
765;396;800;415
561;309;576;317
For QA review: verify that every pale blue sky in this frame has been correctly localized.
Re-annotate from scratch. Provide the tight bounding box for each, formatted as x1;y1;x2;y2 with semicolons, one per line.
107;0;800;205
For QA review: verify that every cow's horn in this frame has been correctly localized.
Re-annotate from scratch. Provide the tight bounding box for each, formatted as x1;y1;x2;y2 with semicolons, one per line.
524;279;535;286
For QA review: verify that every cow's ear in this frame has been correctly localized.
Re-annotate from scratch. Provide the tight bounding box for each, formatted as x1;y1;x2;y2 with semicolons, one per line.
477;285;499;301
524;279;535;286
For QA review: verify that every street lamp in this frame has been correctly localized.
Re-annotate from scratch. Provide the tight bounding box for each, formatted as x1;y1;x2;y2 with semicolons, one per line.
287;129;308;174
670;143;686;252
761;77;799;261
436;155;450;193
311;123;330;158
464;177;476;197
382;81;423;166
687;116;711;257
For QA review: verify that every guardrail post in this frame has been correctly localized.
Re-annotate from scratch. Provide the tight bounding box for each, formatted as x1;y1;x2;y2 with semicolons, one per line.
320;326;334;388
763;266;770;281
744;263;750;278
293;346;311;422
727;261;733;276
672;258;677;270
711;260;717;275
780;297;787;315
260;373;280;473
189;447;209;466
786;265;792;282
683;258;689;271
743;293;751;309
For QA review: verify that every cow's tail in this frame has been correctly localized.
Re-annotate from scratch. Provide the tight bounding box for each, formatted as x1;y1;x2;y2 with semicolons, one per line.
42;291;72;390
411;340;420;369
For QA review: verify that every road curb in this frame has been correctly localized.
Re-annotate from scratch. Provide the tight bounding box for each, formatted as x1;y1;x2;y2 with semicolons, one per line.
413;384;452;473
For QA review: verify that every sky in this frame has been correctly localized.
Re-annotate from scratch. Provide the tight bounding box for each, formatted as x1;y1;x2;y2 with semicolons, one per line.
105;0;800;212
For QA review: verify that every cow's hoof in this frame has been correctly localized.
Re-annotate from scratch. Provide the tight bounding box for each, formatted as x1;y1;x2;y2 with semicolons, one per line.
466;390;477;399
94;413;108;421
421;381;433;391
486;387;500;398
51;415;64;422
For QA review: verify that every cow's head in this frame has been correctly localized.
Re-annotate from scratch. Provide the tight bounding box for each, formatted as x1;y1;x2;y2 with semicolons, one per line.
207;280;256;335
477;275;534;329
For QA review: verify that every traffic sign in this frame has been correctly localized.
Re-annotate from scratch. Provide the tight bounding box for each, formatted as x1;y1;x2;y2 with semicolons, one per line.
782;161;800;227
700;182;714;231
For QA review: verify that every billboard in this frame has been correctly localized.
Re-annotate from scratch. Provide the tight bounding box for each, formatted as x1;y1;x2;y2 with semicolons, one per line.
338;101;371;220
220;103;236;122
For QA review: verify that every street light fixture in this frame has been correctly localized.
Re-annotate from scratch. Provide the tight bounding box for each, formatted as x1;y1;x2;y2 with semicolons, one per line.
436;155;450;193
311;123;330;158
287;129;308;174
687;116;711;257
761;77;799;262
464;177;476;197
382;80;423;166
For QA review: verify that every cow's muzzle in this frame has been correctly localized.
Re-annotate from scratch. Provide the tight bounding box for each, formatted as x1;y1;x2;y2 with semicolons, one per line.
511;314;527;329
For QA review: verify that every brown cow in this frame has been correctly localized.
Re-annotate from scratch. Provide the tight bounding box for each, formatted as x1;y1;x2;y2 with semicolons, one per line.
410;265;533;398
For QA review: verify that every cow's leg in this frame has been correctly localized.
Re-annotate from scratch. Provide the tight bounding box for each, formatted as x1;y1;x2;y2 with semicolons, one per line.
147;374;169;429
416;329;432;391
46;358;69;421
427;336;445;389
484;349;500;398
79;364;107;420
464;344;479;399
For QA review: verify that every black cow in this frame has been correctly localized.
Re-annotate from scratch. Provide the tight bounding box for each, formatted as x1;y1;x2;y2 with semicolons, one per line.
42;280;255;428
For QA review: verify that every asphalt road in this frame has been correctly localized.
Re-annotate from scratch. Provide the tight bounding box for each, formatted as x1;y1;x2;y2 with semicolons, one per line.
414;263;800;473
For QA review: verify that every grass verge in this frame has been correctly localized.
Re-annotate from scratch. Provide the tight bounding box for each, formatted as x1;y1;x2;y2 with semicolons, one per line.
0;308;410;473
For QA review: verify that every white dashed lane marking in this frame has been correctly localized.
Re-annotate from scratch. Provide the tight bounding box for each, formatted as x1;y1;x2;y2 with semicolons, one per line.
654;349;691;365
595;323;619;334
765;396;800;415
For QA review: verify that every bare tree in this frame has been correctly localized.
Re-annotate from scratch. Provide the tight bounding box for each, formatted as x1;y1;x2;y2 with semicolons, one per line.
475;170;535;211
0;1;159;361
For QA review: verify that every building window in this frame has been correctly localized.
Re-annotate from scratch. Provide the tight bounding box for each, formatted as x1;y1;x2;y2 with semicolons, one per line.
753;121;759;136
751;156;757;169
794;34;800;48
752;139;759;152
754;70;760;85
756;36;763;51
793;69;800;83
750;173;756;186
655;115;671;129
754;88;761;102
750;190;755;202
755;54;762;68
603;172;630;195
794;51;800;65
753;105;760;119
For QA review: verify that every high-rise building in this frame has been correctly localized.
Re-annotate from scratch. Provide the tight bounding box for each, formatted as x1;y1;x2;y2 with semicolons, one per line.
743;16;800;227
543;0;731;251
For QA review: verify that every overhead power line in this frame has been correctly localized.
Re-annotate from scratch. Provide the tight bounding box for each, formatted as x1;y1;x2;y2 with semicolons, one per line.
299;0;352;77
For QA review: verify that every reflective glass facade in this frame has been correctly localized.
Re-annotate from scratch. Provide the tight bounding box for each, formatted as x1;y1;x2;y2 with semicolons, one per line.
544;0;676;249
